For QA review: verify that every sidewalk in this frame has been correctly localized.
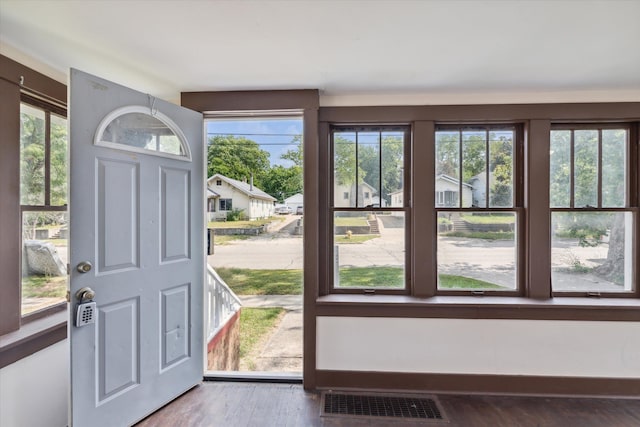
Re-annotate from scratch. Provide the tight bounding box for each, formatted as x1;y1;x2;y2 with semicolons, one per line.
239;294;303;372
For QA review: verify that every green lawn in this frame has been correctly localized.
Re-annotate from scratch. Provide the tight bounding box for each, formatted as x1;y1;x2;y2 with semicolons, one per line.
334;234;379;244
439;274;504;289
334;217;369;227
216;267;303;295
216;266;504;293
22;275;67;298
239;307;285;370
460;214;515;224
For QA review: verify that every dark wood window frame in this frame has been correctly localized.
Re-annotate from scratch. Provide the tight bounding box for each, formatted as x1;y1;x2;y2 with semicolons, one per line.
0;55;68;369
329;125;411;294
549;123;638;298
434;123;525;296
316;105;640;327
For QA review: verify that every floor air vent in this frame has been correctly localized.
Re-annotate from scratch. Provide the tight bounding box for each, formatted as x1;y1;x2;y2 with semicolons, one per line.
321;391;447;422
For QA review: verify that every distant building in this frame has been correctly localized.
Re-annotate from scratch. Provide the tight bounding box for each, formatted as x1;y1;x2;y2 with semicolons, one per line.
207;173;276;220
284;193;304;211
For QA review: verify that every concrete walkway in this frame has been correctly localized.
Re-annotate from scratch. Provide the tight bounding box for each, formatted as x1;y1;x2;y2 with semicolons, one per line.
239;295;303;373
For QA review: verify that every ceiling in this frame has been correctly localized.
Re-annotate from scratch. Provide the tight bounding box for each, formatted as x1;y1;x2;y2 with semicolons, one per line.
1;0;639;105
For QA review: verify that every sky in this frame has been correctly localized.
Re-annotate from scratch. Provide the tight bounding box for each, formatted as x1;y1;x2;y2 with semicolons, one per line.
206;118;303;167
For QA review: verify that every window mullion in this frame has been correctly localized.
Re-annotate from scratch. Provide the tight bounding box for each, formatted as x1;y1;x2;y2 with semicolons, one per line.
44;110;51;206
597;129;603;208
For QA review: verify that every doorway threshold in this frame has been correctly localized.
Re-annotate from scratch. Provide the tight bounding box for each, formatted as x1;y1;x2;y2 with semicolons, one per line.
204;370;303;384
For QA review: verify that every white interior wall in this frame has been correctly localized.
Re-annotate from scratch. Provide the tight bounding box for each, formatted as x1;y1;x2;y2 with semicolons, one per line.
317;317;640;378
0;340;69;427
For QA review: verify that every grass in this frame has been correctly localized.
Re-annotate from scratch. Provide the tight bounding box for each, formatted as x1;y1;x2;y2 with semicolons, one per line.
22;275;67;298
338;266;404;288
334;234;379;244
334;217;369;227
208;217;283;229
460;214;515;224
216;267;303;295
239;307;285;370
439;274;504;289
216;266;505;293
443;231;514;240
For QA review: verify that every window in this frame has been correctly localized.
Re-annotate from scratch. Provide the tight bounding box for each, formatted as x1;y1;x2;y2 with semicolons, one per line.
220;198;232;211
331;126;409;292
435;126;521;293
216;180;222;186
550;126;635;295
19;99;68;315
94;106;190;160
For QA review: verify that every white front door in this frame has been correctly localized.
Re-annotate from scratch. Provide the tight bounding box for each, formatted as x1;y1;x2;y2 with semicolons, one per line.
69;69;204;426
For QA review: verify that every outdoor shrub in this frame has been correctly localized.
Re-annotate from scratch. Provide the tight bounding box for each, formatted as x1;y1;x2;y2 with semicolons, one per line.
226;208;247;221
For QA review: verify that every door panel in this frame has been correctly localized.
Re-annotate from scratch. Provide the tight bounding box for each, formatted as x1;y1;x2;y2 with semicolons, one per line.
70;69;204;426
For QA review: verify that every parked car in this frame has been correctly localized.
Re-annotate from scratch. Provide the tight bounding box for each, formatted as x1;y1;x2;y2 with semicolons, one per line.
296;206;303;215
275;205;292;215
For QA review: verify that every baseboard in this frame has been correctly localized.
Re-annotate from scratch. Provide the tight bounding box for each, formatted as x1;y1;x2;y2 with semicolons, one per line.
315;370;640;398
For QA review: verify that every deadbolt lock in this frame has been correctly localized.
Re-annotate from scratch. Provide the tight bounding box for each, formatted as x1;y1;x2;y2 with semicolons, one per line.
77;261;92;273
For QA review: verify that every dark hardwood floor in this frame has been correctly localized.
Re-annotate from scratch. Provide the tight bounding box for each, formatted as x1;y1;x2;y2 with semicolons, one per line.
136;382;640;427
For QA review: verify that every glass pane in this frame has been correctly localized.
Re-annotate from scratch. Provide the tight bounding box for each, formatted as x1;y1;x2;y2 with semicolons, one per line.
50;114;68;206
357;132;380;208
381;132;404;208
552;212;634;293
20;103;46;205
462;130;486;207
334;211;405;289
601;129;627;208
100;112;186;156
334;132;357;207
435;131;460;207
488;130;513;208
437;211;517;290
574;130;598;208
550;130;571;208
159;134;182;155
22;211;68;315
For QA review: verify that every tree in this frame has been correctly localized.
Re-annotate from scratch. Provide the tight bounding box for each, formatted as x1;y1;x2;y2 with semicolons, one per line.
358;135;404;205
280;135;303;167
207;135;271;188
262;165;303;202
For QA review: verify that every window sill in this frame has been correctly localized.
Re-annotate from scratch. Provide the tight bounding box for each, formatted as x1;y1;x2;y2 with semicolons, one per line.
315;295;640;321
0;307;67;369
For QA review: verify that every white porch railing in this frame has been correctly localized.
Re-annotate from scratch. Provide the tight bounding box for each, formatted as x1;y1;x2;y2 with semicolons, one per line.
207;264;242;341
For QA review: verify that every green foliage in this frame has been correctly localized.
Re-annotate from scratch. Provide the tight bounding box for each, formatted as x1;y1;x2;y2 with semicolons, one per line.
443;231;515;240
20;109;67;207
460;214;515;224
208;135;271;187
216;268;303;295
262;165;302;202
436;130;513;206
334;134;363;186
226;208;247;221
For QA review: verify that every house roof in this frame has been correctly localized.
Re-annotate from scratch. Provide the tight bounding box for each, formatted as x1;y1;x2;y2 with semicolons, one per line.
207;173;277;202
436;174;473;189
284;193;303;203
207;189;220;198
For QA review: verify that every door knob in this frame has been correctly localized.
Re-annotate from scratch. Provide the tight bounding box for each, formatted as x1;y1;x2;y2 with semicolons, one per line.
77;261;92;273
76;287;96;302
